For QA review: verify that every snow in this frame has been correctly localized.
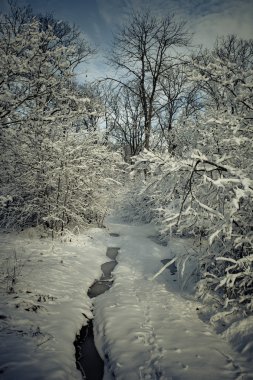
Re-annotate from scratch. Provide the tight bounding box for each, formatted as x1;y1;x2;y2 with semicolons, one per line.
0;218;253;379
0;227;111;380
94;217;253;380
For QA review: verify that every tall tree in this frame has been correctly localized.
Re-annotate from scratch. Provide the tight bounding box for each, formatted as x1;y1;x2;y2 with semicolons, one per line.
101;84;145;159
106;10;190;150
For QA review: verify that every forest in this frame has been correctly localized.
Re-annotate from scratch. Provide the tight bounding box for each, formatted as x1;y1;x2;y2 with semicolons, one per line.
0;2;252;373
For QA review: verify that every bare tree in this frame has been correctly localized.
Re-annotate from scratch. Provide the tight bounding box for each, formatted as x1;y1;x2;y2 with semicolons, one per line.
103;85;145;160
154;64;201;151
106;10;191;150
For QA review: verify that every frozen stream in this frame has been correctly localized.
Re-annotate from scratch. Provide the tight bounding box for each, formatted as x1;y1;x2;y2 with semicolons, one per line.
74;236;120;380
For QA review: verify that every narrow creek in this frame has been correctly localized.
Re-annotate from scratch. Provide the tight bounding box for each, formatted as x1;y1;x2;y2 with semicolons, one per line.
74;233;120;380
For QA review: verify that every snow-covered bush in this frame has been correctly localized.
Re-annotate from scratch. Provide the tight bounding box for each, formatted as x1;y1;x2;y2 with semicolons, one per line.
0;6;122;233
129;140;252;313
122;36;253;314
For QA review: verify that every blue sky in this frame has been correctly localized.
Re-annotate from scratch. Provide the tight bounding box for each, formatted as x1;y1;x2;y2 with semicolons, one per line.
1;0;253;80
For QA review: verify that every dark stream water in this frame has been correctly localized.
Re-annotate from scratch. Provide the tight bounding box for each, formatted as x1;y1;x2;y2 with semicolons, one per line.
74;236;120;380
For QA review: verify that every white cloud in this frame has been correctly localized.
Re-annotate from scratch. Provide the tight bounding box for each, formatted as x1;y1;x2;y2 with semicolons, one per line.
133;0;253;47
188;0;253;47
2;0;252;47
96;0;253;48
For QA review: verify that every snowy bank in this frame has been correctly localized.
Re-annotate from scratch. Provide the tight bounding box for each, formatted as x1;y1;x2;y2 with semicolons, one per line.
0;227;111;380
94;218;253;380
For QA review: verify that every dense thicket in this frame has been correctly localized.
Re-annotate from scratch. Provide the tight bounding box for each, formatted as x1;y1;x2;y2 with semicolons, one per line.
117;35;253;316
0;4;122;233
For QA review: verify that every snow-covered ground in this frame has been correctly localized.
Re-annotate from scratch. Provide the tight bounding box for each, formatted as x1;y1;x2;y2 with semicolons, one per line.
0;218;252;379
0;226;112;380
94;217;253;380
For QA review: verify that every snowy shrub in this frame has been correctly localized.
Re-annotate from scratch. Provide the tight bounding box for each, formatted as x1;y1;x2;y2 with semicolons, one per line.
0;7;123;233
122;36;253;314
1;249;26;294
129;137;252;312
